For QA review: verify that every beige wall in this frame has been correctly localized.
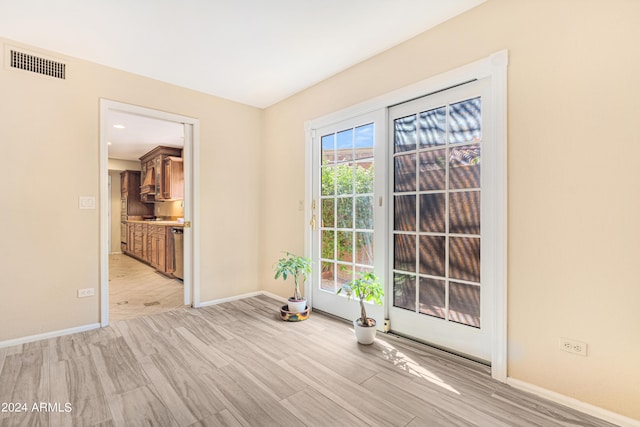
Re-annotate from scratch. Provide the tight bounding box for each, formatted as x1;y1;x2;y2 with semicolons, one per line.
1;0;639;420
260;0;640;420
0;37;263;340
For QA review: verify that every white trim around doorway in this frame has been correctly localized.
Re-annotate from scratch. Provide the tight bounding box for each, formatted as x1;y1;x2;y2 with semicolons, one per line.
304;50;508;381
99;99;201;327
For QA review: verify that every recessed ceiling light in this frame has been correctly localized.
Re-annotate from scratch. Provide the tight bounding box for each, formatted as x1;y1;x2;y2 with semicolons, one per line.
107;141;112;145
113;124;125;129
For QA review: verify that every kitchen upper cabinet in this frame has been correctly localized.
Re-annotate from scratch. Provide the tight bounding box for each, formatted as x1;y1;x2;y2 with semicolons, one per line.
139;146;183;202
163;156;184;200
120;171;153;216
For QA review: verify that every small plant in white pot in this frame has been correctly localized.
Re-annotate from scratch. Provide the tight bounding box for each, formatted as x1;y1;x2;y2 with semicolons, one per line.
274;252;311;313
337;272;384;345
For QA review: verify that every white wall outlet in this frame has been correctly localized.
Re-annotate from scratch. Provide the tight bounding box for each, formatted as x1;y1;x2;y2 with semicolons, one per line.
79;196;96;209
77;288;95;298
559;337;588;356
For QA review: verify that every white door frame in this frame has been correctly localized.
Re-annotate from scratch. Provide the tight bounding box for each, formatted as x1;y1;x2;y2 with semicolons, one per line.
99;99;201;327
305;50;508;381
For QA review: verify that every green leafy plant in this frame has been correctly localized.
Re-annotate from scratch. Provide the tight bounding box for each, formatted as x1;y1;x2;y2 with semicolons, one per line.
274;252;312;301
337;272;384;327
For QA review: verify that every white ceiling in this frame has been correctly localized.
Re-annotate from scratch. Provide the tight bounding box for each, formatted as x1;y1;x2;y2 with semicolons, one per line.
2;0;485;161
0;0;485;108
106;111;184;161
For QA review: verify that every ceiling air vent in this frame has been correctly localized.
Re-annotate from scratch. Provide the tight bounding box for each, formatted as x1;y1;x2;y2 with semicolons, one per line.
10;49;66;79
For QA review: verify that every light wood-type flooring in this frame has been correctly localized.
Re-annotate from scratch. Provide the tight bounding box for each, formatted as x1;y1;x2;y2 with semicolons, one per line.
109;253;185;321
0;295;618;426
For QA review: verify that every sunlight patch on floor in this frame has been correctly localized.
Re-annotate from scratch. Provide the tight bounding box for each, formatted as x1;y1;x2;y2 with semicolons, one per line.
378;339;460;395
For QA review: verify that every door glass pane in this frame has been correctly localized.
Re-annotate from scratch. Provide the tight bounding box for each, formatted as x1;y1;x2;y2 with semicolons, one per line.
419;236;445;277
321;262;335;291
449;191;480;235
321;230;335;260
355;163;374;194
449;282;480;328
393;273;416;311
419;277;445;319
336;263;354;288
355;123;374;160
336;197;353;228
337;231;353;263
418;150;446;191
336;128;354;162
321;199;335;228
321;134;336;164
449;97;481;144
419;107;446;147
394;154;416;192
449;237;480;282
355;196;373;229
394;234;415;272
419;193;445;233
321;166;335;196
449;145;480;189
335;163;354;195
394;195;416;231
355;232;374;265
394;115;417;153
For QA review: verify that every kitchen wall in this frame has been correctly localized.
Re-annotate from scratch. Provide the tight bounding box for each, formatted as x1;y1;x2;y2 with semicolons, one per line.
0;37;263;341
155;200;184;219
260;0;640;420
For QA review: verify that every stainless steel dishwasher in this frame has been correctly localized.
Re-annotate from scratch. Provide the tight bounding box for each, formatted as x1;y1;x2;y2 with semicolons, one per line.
172;227;184;280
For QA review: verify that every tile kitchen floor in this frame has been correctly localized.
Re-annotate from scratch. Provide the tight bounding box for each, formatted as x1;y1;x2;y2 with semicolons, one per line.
109;253;185;321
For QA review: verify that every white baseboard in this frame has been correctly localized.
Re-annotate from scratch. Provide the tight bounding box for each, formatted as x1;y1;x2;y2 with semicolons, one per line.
507;377;640;427
199;291;289;308
260;291;288;303
198;291;264;307
0;323;101;349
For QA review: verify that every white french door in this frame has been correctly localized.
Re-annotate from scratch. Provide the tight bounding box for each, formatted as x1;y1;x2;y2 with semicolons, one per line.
310;112;386;323
388;78;493;362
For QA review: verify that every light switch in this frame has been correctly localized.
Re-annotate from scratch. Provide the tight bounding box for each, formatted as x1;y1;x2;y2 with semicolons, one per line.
79;196;96;210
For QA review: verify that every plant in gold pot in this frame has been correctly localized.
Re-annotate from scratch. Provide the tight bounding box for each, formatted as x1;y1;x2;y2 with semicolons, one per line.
274;252;311;314
337;271;384;344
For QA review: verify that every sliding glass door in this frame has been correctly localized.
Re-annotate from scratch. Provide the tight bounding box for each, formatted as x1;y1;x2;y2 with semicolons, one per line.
388;79;492;361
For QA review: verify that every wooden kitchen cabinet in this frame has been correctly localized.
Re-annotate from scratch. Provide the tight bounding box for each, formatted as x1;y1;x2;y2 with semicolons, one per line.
129;223;147;260
120;171;153;215
148;225;172;273
163;156;184;200
124;222;174;276
139;146;183;202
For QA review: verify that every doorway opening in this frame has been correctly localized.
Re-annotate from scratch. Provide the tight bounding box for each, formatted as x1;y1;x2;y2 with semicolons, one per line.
99;100;200;326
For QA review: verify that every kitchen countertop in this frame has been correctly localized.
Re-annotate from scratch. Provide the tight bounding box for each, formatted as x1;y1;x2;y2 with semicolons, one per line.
126;220;184;227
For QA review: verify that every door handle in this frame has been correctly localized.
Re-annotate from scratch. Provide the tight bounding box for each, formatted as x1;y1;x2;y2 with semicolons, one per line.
310;215;317;230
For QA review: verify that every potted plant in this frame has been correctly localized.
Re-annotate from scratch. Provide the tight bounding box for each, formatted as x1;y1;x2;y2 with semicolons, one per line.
337;272;384;344
274;252;311;314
